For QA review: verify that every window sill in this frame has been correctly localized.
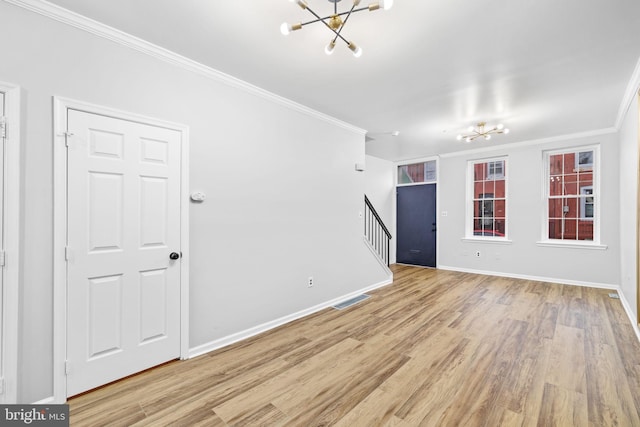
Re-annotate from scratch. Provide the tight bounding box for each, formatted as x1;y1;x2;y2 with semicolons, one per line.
461;238;513;245
536;240;608;250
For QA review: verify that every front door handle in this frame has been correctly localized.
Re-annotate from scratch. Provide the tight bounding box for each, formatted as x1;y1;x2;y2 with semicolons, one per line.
169;252;180;260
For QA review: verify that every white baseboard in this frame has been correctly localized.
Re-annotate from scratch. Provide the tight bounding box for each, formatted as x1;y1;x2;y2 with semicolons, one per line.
33;396;56;405
616;288;640;342
437;265;619;290
188;277;393;359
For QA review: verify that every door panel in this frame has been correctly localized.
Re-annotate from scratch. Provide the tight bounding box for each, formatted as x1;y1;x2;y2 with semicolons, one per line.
66;110;181;396
396;184;437;267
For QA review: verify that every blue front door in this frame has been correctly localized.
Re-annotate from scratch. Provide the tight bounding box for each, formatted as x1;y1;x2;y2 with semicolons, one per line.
396;184;437;267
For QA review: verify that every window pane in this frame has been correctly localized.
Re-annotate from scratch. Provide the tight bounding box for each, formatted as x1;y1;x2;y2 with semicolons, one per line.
474;163;485;182
563;174;578;195
563;198;578;219
563;220;577;240
578;151;593;168
548;199;564;218
579;172;593;187
578;220;594;240
549;176;562;196
495;200;506;219
495;219;506;236
398;166;413;184
424;160;436;181
550;154;564;175
483;180;495;196
494;179;505;198
548;219;563;239
563;153;574;173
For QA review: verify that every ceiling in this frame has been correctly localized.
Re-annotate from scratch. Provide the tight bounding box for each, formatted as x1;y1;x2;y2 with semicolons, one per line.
44;0;640;161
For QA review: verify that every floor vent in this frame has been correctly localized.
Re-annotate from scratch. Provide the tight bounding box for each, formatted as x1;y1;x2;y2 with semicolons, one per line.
608;293;620;299
332;294;370;310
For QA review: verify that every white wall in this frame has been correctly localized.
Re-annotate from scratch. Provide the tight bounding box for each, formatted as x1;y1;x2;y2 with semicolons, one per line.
438;133;621;287
619;96;639;321
364;155;396;263
0;2;389;402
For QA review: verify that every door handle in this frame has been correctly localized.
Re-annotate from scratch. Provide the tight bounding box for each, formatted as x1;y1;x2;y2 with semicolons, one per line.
169;252;180;260
432;222;437;232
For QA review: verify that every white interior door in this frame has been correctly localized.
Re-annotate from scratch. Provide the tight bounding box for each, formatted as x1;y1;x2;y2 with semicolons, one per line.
66;109;182;396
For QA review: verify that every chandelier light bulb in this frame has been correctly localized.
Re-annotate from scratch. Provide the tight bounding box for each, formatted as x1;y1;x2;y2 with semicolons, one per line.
280;22;292;35
496;123;504;130
456;134;463;141
325;41;336;55
380;0;394;10
467;126;474;132
291;0;308;9
349;42;363;58
485;134;491;140
465;137;472;143
503;128;510;134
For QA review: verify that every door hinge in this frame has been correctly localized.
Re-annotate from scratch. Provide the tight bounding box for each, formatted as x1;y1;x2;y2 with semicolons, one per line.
64;246;70;261
65;361;71;375
0;251;5;267
62;131;73;147
0;116;6;139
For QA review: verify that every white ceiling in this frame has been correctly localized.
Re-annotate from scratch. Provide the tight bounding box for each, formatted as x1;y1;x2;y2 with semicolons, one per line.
44;0;640;161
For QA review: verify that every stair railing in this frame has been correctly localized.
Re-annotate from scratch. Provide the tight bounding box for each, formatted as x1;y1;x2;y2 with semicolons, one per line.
364;195;392;266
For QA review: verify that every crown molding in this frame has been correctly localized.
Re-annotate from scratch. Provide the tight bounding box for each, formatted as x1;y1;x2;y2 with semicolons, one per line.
4;0;365;136
615;56;640;130
438;127;617;159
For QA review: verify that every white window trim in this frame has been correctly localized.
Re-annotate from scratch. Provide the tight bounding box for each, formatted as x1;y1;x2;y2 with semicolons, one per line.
465;156;509;241
538;144;602;248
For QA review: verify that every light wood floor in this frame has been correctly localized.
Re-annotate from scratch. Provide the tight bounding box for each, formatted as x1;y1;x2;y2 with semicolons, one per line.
69;265;640;426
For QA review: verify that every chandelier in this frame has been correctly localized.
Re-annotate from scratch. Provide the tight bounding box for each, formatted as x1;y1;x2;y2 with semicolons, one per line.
280;0;394;57
456;122;510;143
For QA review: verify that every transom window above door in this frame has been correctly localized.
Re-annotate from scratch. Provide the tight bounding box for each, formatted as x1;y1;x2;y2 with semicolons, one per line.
397;160;437;185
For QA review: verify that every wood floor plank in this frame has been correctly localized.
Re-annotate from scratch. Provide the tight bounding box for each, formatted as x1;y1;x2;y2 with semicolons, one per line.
546;324;587;394
537;383;588;427
68;265;640;426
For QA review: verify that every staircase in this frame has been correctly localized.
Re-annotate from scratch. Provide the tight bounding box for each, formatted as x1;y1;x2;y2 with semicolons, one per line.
364;195;392;267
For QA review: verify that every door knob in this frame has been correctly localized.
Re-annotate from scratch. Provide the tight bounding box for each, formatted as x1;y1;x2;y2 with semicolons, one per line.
169;252;180;260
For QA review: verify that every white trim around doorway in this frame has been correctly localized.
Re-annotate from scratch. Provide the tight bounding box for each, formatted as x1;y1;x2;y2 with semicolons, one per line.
52;97;190;403
0;81;21;404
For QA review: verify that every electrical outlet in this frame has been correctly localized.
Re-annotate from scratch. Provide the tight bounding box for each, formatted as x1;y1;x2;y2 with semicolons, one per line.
308;276;314;287
475;251;481;257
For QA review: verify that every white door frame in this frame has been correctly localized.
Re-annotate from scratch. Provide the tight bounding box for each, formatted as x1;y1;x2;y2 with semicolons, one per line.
53;97;190;402
0;81;21;404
